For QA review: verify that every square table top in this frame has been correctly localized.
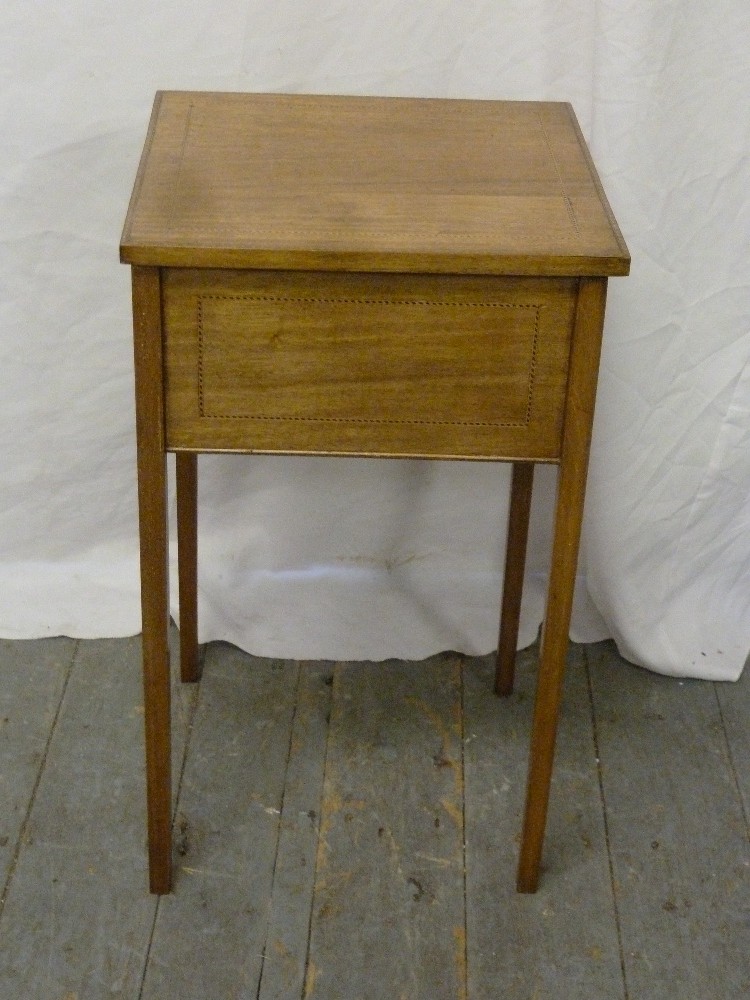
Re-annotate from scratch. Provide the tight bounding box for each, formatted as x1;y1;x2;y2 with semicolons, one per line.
120;91;629;277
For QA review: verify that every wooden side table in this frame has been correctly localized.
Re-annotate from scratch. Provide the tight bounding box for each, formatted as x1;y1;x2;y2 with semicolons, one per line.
120;91;629;894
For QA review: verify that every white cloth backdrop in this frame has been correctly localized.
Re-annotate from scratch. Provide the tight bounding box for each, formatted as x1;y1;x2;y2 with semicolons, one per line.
1;1;748;679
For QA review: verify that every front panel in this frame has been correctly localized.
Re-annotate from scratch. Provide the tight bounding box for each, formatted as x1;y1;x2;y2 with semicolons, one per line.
162;269;577;460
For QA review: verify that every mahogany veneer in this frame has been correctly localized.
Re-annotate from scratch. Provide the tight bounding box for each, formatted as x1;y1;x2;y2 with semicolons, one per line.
121;91;629;894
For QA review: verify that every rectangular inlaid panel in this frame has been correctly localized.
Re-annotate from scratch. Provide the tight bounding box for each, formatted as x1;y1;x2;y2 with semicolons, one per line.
163;269;578;460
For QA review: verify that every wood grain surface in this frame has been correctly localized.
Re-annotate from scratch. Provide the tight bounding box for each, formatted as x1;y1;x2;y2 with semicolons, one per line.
3;638;747;998
121;92;629;276
162;269;577;458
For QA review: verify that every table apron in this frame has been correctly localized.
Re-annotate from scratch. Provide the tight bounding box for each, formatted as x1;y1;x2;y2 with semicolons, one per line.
162;268;578;460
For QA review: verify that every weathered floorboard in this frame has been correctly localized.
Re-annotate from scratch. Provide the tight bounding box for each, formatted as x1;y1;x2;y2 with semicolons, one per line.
141;644;302;999
304;655;467;1000
464;645;625;1000
0;638;76;903
587;641;750;999
0;636;188;999
715;651;750;832
257;661;333;1000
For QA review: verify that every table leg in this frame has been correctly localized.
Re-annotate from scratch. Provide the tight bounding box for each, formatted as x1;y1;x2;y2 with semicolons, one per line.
176;452;200;683
516;278;607;893
495;462;534;696
132;266;173;894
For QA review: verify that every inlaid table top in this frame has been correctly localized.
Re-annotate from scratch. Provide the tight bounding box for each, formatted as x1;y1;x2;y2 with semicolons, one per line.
121;91;629;277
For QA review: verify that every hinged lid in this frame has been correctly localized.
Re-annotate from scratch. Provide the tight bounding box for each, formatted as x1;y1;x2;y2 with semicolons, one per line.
121;91;630;276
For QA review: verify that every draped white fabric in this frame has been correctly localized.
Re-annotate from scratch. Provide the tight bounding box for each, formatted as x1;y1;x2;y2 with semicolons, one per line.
1;2;748;679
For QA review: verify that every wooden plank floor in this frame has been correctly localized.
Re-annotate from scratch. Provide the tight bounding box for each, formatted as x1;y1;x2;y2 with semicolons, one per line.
0;634;748;999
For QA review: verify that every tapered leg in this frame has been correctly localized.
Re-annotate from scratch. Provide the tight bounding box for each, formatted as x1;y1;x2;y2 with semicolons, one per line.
516;278;608;893
132;266;172;894
515;457;585;892
176;452;200;683
495;462;534;696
